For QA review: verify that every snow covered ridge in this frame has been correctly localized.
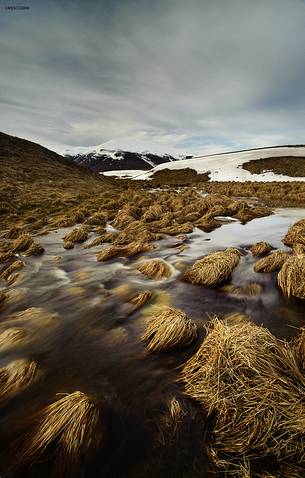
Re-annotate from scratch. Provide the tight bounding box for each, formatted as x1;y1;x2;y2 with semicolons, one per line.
133;146;305;182
63;146;180;172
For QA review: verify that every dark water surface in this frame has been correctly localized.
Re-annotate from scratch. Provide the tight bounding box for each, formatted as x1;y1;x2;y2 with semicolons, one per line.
0;207;305;477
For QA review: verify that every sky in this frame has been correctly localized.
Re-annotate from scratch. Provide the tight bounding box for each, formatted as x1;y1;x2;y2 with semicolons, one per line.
1;0;305;155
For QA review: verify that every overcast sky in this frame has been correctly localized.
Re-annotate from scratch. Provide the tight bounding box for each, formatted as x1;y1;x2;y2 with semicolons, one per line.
1;0;305;155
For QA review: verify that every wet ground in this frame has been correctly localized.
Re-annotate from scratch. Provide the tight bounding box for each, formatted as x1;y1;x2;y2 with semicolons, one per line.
1;207;305;340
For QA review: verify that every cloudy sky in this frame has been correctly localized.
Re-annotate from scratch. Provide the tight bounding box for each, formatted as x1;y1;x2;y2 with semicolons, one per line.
1;0;305;155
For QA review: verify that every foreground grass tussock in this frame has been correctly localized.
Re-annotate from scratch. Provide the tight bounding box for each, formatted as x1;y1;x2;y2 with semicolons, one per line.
184;248;240;287
182;316;305;475
142;306;197;352
20;391;101;473
249;241;273;257
137;258;172;280
278;254;305;298
0;359;39;402
254;250;289;273
283;218;305;246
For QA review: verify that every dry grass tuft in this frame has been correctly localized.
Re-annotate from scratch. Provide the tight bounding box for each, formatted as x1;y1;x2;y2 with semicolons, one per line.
63;226;90;244
0;259;25;281
250;241;273;257
96;245;124;261
63;240;74;250
0;359;39;402
221;282;263;296
283;218;305;246
97;241;153;261
137;258;172;280
278;254;305;298
84;212;107;226
254;250;289;273
184;248;240;287
142;204;165;222
0;251;15;263
160;222;194;235
130;290;152;310
141;306;197;352
4;226;23;239
292;243;305;255
195;215;221;232
0;327;27;352
10;233;34;253
83;232;117;248
0;291;6;308
24;241;45;256
182;316;305;473
20;391;101;472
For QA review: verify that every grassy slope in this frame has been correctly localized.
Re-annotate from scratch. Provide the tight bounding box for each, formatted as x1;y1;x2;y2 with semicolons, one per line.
0;132;118;229
242;156;305;177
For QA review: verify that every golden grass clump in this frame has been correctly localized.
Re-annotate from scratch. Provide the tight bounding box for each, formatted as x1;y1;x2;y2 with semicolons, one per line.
10;233;34;252
0;259;25;281
221;282;263;296
278;255;305;298
4;226;23;239
0;359;39;402
254;250;289;273
141;306;197;352
130;290;152;310
183;248;240;287
283;218;305;246
84;212;107;226
20;391;101;472
182;316;305;471
0;291;6;308
292;243;305;255
63;226;90;244
96;245;124;261
137;258;172;280
63;240;74;250
160;222;194;235
195;215;221;232
124;241;153;257
0;327;27;352
24;241;45;256
0;251;15;263
142;204;165;222
97;241;152;261
250;241;273;257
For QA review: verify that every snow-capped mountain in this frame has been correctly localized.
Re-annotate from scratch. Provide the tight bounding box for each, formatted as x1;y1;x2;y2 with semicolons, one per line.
63;145;182;172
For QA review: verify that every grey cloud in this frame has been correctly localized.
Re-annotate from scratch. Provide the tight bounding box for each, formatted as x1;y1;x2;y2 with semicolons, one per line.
0;0;305;153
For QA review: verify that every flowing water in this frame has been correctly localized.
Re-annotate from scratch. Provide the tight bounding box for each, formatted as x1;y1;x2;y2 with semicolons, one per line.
0;207;305;476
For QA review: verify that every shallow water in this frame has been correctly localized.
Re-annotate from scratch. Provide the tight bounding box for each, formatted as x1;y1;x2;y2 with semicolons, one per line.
0;207;305;476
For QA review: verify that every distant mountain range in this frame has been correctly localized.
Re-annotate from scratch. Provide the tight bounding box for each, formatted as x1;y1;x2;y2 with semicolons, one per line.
63;145;186;172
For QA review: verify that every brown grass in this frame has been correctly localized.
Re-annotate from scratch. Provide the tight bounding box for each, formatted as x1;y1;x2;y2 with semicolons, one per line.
10;233;34;253
283;218;305;247
63;226;90;244
63;240;74;250
4;226;23;239
292;243;305;255
24;241;45;256
142;204;165;222
254;251;289;273
20;391;101;473
83;232;117;248
278;255;305;298
220;282;263;296
97;241;152;261
0;291;6;308
96;245;125;261
242;156;305;177
183;248;240;287
195;215;221;232
141;306;197;352
0;327;27;352
160;222;194;235
137;258;172;280
0;259;25;281
84;212;107;226
130;290;152;310
181;316;305;474
250;241;273;257
0;359;39;402
0;251;15;263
